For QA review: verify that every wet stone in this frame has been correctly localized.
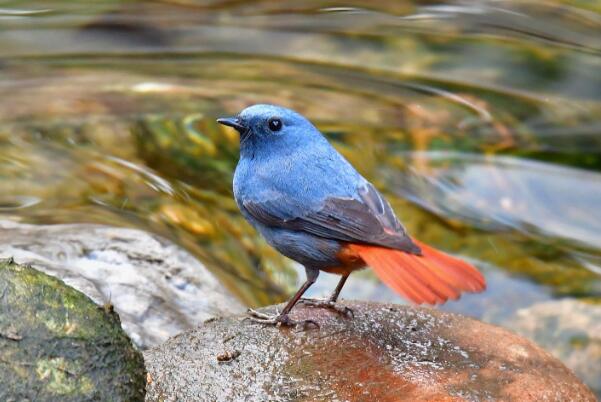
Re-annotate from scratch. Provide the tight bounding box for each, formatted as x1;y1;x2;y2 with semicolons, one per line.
0;220;245;348
144;302;595;402
502;299;601;398
0;259;146;401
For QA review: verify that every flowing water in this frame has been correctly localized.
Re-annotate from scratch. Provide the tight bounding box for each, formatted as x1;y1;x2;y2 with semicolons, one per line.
1;0;601;395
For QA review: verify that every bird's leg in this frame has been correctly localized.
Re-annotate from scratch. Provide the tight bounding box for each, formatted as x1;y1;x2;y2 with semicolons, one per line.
329;273;349;303
299;274;354;318
247;267;320;329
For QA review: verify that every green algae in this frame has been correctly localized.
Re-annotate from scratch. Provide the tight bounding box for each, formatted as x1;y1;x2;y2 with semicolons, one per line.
0;259;145;402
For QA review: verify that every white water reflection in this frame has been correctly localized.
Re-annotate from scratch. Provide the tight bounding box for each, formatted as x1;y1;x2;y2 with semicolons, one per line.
394;152;601;250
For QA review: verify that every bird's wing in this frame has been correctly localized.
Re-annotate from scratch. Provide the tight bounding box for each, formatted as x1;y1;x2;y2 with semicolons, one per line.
243;182;420;253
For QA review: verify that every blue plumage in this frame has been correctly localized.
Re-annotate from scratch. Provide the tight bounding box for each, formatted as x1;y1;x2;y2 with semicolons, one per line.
233;105;368;267
217;104;421;325
225;104;416;266
234;105;365;214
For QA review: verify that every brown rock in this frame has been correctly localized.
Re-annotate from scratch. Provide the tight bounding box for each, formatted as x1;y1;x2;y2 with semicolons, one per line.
144;302;595;402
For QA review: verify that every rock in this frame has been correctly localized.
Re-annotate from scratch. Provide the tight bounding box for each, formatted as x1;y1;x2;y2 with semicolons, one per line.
503;299;601;398
144;302;595;402
0;259;145;401
0;220;245;348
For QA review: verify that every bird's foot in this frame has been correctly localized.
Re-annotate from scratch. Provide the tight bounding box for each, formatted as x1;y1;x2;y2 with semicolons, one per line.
298;298;354;318
246;308;319;330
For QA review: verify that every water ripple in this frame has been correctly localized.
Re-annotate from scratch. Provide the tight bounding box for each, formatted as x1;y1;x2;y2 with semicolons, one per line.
0;195;41;211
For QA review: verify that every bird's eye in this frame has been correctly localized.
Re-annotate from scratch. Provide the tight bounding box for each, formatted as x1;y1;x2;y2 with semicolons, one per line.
268;118;282;132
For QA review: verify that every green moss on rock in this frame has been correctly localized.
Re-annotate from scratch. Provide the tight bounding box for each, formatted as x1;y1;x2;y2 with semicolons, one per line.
0;258;145;401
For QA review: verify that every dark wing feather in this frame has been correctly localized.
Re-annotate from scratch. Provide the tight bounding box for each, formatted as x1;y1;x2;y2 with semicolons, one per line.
243;183;420;254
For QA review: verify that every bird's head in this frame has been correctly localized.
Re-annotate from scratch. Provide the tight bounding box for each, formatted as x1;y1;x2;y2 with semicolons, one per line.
217;104;323;154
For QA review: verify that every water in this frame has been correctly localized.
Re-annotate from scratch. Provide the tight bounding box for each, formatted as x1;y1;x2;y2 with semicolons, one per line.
1;0;600;395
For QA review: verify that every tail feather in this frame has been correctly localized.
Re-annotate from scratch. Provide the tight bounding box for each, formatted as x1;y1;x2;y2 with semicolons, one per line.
404;254;461;301
375;251;427;303
380;250;442;305
415;240;485;292
349;240;486;305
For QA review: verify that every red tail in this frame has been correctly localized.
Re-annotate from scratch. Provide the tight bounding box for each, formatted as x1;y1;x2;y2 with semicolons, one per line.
349;240;486;305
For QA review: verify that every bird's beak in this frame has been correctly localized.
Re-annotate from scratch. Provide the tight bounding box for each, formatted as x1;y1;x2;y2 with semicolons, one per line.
217;117;248;134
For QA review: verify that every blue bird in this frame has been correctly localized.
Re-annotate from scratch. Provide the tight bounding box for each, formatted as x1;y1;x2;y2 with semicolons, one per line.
218;104;485;327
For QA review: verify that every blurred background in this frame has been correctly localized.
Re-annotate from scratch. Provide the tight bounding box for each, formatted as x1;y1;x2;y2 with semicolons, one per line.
0;0;600;396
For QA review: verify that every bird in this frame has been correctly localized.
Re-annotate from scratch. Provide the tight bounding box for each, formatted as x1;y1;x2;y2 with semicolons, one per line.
217;104;486;327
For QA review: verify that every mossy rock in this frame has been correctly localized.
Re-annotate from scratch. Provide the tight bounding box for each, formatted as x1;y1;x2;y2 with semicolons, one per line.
0;259;145;401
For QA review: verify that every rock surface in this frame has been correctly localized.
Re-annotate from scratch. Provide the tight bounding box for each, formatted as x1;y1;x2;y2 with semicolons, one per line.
144;301;595;402
0;220;244;348
504;299;601;398
0;259;145;401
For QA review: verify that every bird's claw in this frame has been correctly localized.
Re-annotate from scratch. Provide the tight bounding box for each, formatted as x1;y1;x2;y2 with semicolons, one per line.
246;308;319;330
298;298;354;318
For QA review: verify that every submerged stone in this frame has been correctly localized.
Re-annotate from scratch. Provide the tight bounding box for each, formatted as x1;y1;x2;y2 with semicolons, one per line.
145;301;595;402
504;299;601;398
0;259;145;402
